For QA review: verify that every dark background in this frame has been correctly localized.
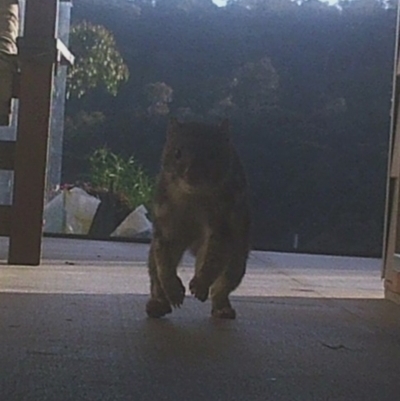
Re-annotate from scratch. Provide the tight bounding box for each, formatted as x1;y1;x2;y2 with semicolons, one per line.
63;0;398;256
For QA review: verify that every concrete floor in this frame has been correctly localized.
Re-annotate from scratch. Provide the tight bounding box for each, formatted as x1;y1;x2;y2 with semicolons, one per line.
0;237;399;400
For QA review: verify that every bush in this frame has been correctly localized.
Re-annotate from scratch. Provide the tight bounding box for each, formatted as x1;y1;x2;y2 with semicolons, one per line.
89;148;155;211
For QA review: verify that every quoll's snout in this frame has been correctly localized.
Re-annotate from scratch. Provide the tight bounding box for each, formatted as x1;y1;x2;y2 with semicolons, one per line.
183;159;220;186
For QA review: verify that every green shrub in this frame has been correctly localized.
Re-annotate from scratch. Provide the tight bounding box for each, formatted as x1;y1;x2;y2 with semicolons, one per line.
89;148;154;211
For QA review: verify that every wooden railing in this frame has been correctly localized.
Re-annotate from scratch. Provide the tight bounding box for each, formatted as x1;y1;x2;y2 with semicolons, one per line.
0;0;73;265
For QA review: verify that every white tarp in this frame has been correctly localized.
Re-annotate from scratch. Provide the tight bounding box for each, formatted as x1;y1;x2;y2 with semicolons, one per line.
43;187;100;235
111;204;152;238
44;187;153;238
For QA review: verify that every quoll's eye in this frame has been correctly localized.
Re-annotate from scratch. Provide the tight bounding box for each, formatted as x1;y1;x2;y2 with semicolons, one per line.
174;148;182;160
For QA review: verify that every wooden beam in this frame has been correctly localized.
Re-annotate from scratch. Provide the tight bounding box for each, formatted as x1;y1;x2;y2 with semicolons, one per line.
17;37;74;67
8;0;59;265
0;205;11;236
0;140;15;170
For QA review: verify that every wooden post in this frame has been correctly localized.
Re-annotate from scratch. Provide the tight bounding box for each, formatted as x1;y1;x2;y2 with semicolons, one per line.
8;0;59;265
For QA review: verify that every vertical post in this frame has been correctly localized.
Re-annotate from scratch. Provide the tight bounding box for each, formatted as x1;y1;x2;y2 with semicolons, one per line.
8;0;59;265
382;2;400;279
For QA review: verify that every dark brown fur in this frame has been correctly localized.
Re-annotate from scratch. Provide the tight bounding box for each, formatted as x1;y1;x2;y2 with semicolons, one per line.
146;118;251;319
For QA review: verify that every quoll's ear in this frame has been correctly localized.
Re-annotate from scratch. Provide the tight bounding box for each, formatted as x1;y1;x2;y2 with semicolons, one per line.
167;116;181;136
219;118;230;140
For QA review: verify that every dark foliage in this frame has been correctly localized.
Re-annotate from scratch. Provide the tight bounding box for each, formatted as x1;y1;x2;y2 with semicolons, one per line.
63;0;398;256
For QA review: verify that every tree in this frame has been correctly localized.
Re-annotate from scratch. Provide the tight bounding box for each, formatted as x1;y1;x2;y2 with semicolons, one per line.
62;111;106;182
145;82;173;116
231;57;279;114
67;21;129;98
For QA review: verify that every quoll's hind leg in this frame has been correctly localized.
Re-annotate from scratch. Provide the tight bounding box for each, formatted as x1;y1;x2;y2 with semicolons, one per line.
146;245;172;318
189;235;229;303
154;237;186;309
210;254;247;319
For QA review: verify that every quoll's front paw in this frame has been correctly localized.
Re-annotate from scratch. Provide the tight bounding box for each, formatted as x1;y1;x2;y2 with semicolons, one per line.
146;298;172;318
162;276;185;308
189;276;209;302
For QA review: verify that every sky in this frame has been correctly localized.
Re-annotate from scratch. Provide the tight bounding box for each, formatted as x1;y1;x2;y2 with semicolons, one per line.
212;0;338;6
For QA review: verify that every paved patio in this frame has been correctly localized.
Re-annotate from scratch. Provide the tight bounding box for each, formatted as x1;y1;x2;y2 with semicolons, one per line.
0;236;399;401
